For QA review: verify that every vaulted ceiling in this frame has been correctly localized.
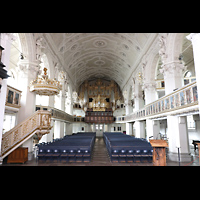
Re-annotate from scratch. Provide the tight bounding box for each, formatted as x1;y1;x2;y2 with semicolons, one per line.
48;33;157;89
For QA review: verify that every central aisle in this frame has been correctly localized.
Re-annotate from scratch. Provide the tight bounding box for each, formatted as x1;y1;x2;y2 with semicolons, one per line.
91;137;111;165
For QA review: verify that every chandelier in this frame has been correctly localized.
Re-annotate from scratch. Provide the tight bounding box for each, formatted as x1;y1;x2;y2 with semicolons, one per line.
72;91;78;103
30;68;62;96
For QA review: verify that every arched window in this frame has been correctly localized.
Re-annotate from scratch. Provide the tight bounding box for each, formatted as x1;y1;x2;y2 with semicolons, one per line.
184;70;196;85
184;70;192;78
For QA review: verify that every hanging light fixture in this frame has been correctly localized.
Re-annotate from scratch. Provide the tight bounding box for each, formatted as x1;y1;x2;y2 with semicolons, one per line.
30;67;62;96
72;90;78;102
72;51;78;103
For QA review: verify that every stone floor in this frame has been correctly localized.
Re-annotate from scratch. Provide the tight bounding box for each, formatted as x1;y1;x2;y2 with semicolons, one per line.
2;137;199;166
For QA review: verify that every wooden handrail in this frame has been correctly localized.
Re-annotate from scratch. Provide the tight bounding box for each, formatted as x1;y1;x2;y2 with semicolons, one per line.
1;110;52;158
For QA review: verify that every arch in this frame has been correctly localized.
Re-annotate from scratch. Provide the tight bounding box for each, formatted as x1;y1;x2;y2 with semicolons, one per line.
154;55;163;79
143;49;160;83
18;33;35;62
166;33;185;62
40;54;51;77
43;51;55;79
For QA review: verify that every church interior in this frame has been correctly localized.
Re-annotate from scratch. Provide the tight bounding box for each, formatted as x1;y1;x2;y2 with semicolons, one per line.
0;33;200;166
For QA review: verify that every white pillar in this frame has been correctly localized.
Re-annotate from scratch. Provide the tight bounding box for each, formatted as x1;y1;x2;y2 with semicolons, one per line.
193;114;200;135
17;60;39;124
49;96;54;107
60;121;64;138
0;34;15;164
167;116;191;162
126;122;133;135
160;61;185;95
132;82;145;137
186;33;200;111
125;104;132;115
134;121;145;138
146;119;160;141
54;120;64;139
134;83;144;110
17;62;38;155
47;119;54;142
143;82;157;105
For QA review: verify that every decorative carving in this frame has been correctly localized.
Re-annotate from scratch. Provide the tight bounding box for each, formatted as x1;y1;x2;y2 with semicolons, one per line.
57;33;152;88
29;68;62;96
160;61;187;78
1;110;52;158
119;81;198;123
142;82;156;91
36;37;45;62
159;36;167;63
78;79;123;111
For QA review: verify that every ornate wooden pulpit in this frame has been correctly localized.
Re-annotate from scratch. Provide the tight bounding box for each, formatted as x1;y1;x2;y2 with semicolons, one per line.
149;140;168;166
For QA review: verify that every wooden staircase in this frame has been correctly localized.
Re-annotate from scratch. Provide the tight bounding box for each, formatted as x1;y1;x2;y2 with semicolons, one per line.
1;110;52;160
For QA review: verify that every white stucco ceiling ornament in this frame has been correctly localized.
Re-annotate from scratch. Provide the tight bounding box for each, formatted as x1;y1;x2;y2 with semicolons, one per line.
48;33;155;89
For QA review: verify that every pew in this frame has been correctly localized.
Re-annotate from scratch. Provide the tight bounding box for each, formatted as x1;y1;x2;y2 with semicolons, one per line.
103;132;153;163
37;132;96;163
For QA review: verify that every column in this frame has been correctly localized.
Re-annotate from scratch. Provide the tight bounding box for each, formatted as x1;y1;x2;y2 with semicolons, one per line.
186;33;200;110
134;120;145;138
47;119;54;142
160;56;191;161
54;120;61;139
143;81;157;105
193;114;200;135
134;82;144;110
143;81;159;141
167;116;191;162
0;33;15;164
17;60;39;124
126;122;133;135
160;61;185;95
17;60;40;154
133;81;145;138
146;119;160;141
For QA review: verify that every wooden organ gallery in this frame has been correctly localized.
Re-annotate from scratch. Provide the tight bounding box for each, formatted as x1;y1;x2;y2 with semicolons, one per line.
79;79;123;124
1;33;200;166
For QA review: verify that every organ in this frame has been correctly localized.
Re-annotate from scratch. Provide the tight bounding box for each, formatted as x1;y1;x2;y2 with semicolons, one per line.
75;79;123;124
77;78;124;112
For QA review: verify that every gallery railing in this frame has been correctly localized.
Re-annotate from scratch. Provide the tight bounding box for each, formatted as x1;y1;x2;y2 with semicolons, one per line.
155;76;196;90
35;105;74;123
116;81;198;123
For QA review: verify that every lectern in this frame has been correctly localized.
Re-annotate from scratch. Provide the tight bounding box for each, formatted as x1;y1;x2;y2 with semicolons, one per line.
149;140;168;166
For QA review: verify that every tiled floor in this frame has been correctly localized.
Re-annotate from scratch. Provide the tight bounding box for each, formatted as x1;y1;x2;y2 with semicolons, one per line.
2;137;199;166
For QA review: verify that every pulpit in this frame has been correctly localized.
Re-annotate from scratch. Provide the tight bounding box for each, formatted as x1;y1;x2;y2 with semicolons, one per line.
149;140;168;166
